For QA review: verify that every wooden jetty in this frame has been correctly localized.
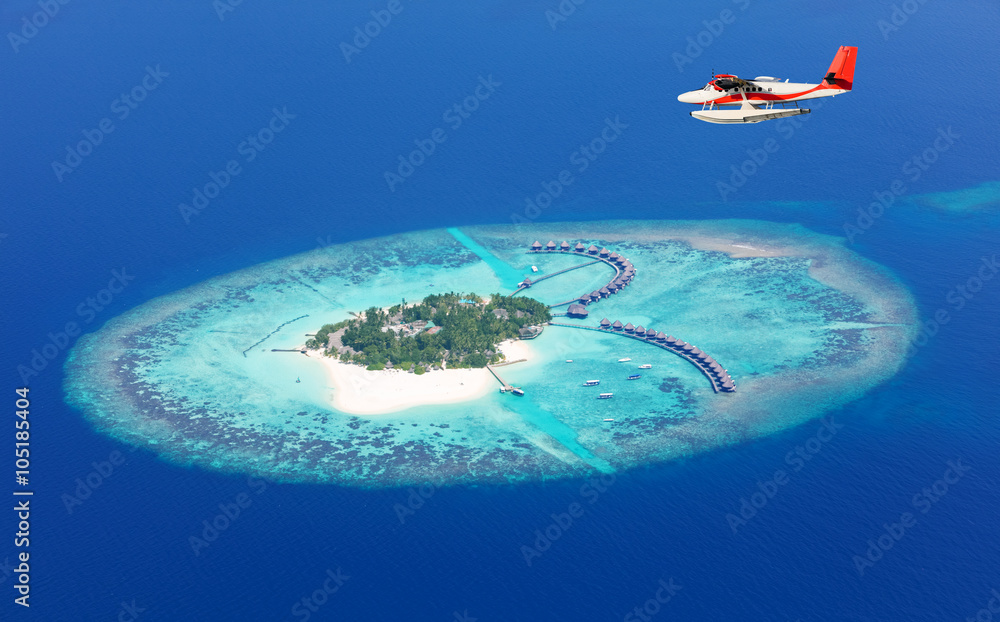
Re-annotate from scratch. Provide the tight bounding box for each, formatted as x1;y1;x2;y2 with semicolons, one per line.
548;321;736;393
486;363;522;395
525;242;636;309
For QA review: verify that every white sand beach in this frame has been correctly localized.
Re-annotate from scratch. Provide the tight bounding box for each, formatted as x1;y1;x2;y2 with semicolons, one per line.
308;338;534;415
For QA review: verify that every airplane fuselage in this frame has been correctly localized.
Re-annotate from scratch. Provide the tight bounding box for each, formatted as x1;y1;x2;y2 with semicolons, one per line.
677;78;843;106
677;47;858;124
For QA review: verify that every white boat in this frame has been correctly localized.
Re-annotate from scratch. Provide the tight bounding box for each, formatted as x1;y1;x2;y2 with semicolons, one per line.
584;380;600;386
566;359;573;363
638;364;652;369
598;392;614;399
531;265;538;272
603;418;615;422
618;357;632;362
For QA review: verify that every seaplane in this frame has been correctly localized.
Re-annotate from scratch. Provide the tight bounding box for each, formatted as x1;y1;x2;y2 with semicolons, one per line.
677;46;857;124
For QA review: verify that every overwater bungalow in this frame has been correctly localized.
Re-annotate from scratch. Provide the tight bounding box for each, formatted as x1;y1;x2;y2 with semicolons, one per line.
657;332;668;341
587;244;599;255
545;240;557;251
600;318;612;329
599;286;611;297
599;248;610;257
624;322;635;333
609;252;620;261
612;320;624;331
574;242;586;252
530;241;542;251
645;328;657;339
607;282;620;293
635;325;645;335
560;241;570;251
519;277;532;288
567;304;588;318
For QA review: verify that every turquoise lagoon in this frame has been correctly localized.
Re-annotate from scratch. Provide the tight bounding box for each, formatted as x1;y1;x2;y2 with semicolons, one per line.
64;220;918;487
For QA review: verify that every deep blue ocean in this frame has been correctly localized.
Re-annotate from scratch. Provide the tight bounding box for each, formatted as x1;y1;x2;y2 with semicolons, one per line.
2;1;999;620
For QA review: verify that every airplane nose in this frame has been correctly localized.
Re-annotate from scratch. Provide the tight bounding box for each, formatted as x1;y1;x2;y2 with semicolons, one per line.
677;91;701;104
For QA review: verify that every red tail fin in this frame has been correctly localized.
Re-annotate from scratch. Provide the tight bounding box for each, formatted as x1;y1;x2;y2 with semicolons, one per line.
823;46;857;90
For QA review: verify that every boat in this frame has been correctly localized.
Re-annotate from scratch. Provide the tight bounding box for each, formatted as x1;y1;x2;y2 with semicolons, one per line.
511;388;525;396
627;374;641;380
531;265;538;273
584;380;600;386
618;357;632;362
499;387;506;393
566;359;573;363
295;377;301;383
638;364;651;369
598;393;614;399
603;418;615;422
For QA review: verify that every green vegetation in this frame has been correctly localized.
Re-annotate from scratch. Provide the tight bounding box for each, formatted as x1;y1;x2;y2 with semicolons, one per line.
308;292;550;369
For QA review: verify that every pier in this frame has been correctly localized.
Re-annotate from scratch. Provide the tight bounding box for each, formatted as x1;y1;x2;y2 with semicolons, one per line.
243;314;310;357
547;322;736;393
517;241;735;393
486;363;522;394
524;241;635;309
513;259;603;296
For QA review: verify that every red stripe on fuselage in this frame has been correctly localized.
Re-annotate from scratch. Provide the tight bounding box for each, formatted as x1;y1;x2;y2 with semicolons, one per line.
702;83;842;105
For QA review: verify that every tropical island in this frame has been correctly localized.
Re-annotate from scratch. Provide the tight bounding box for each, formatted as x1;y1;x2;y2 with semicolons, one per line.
62;221;919;486
305;292;551;372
